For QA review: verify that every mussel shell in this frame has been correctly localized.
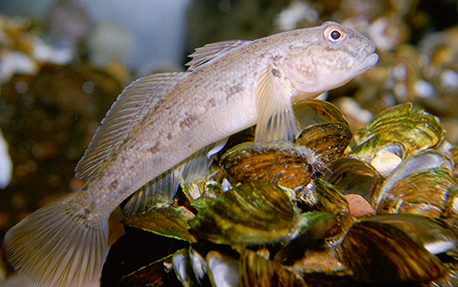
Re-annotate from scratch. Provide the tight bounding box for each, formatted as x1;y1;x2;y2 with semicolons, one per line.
297;179;355;244
293;98;350;130
172;249;198;286
442;187;458;224
189;247;207;284
373;150;455;214
341;220;446;283
122;207;197;243
322;158;381;202
350;136;406;176
376;168;456;217
219;142;317;190
180;164;226;203
239;249;306;287
274;212;340;266
295;122;353;167
293;99;353;167
285;247;351;277
362;214;458;255
424;260;458;287
206;250;239;287
354;103;444;154
189;181;298;245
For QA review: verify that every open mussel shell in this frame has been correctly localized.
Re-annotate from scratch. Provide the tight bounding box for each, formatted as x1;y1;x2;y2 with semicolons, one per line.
350;136;406;177
274;212;339;265
189;181;298;245
122;207;197;243
180;164;226;203
341;220;446;283
285;246;351;280
293;98;350;130
219;142;318;190
297;179;355;244
354;103;444;155
373;149;455;216
322;158;381;202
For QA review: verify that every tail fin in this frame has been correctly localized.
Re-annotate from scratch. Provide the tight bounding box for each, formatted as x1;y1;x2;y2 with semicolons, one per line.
3;192;109;287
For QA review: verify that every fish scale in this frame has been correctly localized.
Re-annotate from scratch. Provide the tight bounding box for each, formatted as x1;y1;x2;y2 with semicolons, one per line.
4;21;378;287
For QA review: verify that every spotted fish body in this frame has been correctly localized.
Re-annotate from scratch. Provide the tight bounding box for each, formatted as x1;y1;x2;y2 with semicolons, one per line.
4;22;378;287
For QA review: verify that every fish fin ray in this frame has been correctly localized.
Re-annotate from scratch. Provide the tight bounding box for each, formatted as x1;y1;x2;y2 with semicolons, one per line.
181;142;220;184
254;64;299;146
122;167;183;216
186;40;251;71
4;192;109;287
123;142;220;216
75;72;190;181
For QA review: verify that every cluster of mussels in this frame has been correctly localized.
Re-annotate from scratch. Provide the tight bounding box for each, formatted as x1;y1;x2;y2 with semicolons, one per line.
109;100;458;287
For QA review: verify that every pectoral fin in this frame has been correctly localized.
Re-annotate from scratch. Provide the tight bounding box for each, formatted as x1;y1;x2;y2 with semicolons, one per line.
254;64;299;146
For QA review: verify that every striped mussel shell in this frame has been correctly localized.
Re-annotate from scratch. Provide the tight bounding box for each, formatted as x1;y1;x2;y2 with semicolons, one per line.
219;99;352;191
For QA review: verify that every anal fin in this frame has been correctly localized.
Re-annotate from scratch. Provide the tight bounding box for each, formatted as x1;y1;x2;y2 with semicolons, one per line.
122;140;226;216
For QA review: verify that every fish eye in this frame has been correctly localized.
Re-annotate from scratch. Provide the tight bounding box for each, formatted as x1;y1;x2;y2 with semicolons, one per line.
330;30;341;40
324;25;346;45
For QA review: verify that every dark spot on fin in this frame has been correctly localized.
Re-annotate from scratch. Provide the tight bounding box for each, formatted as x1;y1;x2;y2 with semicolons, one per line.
271;69;281;78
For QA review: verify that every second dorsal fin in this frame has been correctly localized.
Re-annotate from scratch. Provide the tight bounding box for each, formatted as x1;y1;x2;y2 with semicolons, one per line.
186;39;251;71
75;72;190;181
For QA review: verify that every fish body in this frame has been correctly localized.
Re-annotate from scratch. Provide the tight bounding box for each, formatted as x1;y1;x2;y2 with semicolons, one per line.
4;21;378;287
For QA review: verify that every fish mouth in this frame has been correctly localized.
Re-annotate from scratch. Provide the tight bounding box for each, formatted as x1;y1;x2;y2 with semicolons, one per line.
351;42;379;75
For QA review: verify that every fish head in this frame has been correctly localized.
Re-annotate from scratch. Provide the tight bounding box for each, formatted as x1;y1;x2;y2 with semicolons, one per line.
282;21;379;98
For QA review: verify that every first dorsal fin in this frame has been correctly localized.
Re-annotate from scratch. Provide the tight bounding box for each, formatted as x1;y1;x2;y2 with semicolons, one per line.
75;72;190;181
186;39;251;71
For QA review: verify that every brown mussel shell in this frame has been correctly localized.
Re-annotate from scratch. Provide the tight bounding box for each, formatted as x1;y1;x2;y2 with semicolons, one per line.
363;214;458;255
219;142;318;190
295;122;353;167
372;150;456;216
240;249;306;287
189;181;298;245
322;157;381;202
341;220;446;283
293;98;351;130
294;99;353;167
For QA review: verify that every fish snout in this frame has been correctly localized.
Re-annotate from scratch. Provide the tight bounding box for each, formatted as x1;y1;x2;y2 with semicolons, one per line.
352;41;379;74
